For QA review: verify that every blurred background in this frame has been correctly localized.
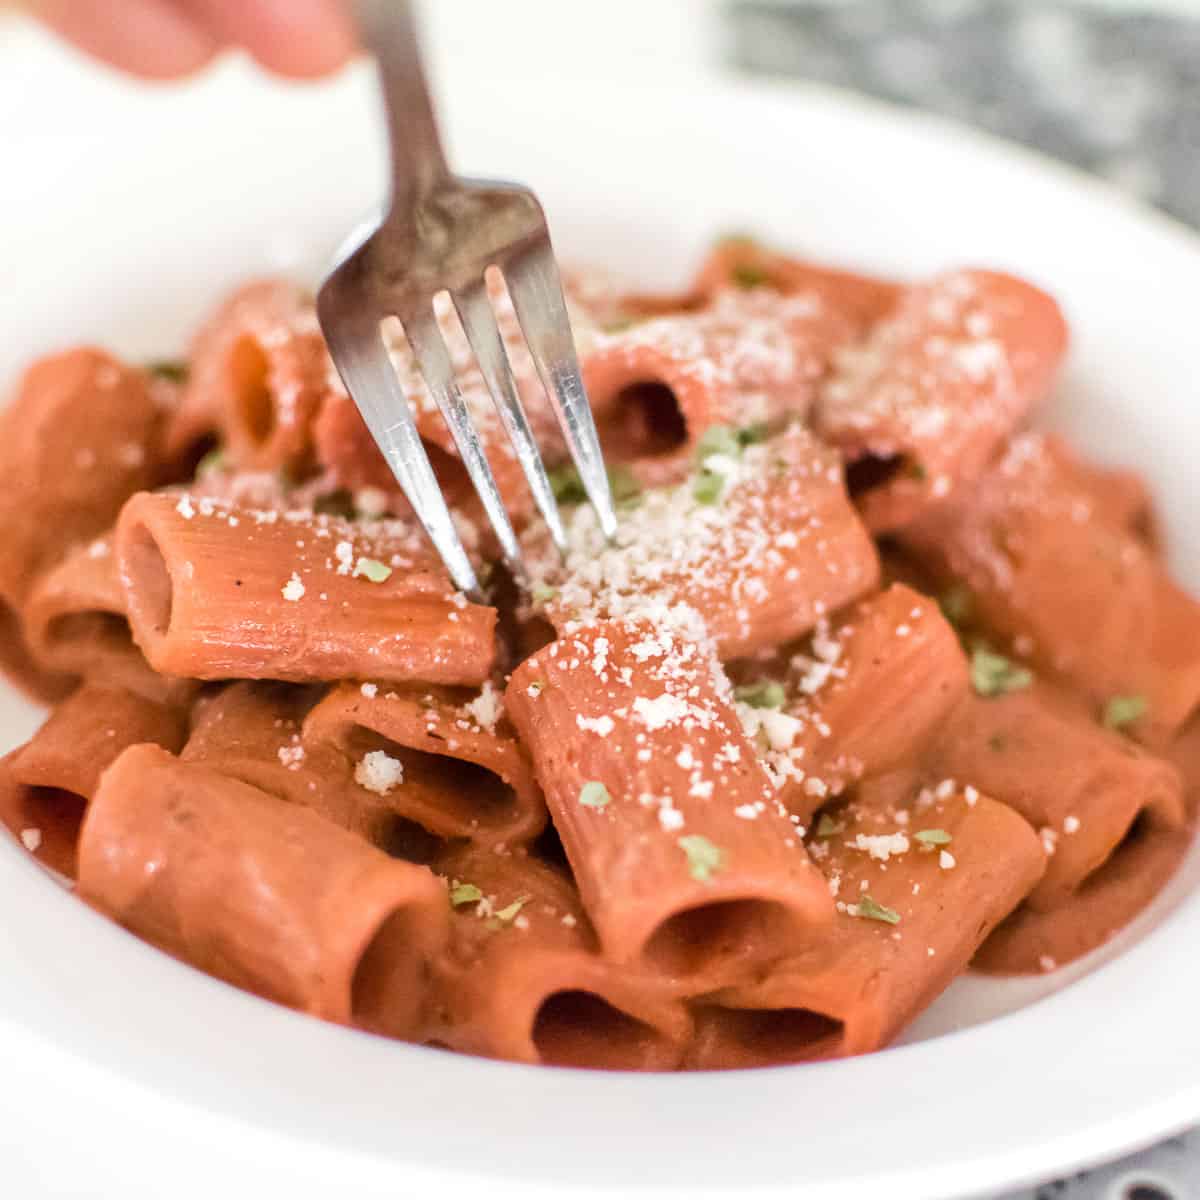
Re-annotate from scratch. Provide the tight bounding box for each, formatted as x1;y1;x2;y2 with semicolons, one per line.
4;0;1198;228
726;0;1200;227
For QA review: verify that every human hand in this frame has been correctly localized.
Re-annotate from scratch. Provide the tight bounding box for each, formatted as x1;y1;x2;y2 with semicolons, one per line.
31;0;357;80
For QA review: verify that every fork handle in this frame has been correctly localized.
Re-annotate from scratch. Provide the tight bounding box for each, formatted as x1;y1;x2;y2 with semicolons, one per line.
357;0;449;203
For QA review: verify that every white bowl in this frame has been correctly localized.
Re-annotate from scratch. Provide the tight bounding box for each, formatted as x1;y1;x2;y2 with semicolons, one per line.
3;34;1200;1200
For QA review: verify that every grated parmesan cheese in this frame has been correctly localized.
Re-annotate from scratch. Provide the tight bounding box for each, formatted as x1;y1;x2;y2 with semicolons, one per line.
355;750;404;794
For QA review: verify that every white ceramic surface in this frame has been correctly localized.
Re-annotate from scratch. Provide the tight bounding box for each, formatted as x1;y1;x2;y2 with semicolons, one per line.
3;32;1200;1200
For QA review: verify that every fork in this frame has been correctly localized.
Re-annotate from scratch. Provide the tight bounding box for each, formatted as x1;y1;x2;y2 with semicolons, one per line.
317;0;617;600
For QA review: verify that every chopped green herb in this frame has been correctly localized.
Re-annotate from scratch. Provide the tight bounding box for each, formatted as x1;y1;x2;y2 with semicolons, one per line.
1103;694;1147;730
854;895;901;925
579;781;611;810
907;461;928;482
548;464;588;505
526;679;544;697
731;263;769;289
815;813;841;839
696;425;741;462
492;895;531;923
448;882;482;908
548;463;639;510
695;423;768;466
938;584;973;628
147;359;188;383
970;647;1032;697
312;488;357;519
601;316;641;334
736;423;768;447
692;471;725;505
733;680;787;710
679;834;726;882
194;446;228;479
530;582;558;605
353;557;393;583
914;829;952;847
607;465;642;510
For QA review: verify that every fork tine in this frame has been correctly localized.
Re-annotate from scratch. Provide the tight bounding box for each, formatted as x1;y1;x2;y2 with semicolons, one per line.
503;244;618;540
451;283;568;554
318;308;482;599
403;309;526;578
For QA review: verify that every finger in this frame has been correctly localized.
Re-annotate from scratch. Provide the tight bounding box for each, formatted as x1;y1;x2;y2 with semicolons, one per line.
177;0;357;78
32;0;221;80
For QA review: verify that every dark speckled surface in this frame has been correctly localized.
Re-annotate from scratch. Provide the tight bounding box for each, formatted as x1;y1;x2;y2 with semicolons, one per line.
725;4;1200;1198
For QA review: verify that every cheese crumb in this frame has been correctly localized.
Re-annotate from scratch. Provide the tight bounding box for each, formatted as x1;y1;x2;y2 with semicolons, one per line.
1039;955;1057;973
633;693;690;730
277;744;305;770
175;495;195;519
1063;815;1080;834
355;750;404;794
19;828;41;852
576;714;615;737
734;803;759;820
465;681;502;731
939;849;956;870
360;683;378;699
853;831;910;862
658;805;685;832
281;572;305;602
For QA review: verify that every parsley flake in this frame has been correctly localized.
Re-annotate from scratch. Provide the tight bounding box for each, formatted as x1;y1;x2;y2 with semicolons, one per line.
312;488;357;519
530;582;558;605
548;464;588;505
692;471;725;505
353;557;392;583
147;359;188;383
696;425;741;461
815;813;842;839
608;465;642;510
1103;694;1147;730
195;446;228;479
492;895;531;923
579;781;611;810
914;829;952;847
938;584;973;629
731;263;769;289
970;647;1032;697
449;882;482;908
733;680;787;710
679;835;726;881
854;895;901;925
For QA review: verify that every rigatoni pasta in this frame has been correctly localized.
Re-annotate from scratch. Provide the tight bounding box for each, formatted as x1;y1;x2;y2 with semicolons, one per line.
0;235;1194;1071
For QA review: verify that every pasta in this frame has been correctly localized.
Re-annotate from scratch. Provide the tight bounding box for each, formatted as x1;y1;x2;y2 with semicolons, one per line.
0;348;167;700
115;490;497;684
899;433;1200;746
0;683;187;878
817;271;1068;531
690;785;1045;1066
427;844;691;1068
0;234;1195;1071
164;279;331;474
505;620;833;989
303;680;547;845
78;744;450;1036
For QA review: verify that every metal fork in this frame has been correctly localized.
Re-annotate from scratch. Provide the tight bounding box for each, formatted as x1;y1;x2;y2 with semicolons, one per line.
317;0;616;599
